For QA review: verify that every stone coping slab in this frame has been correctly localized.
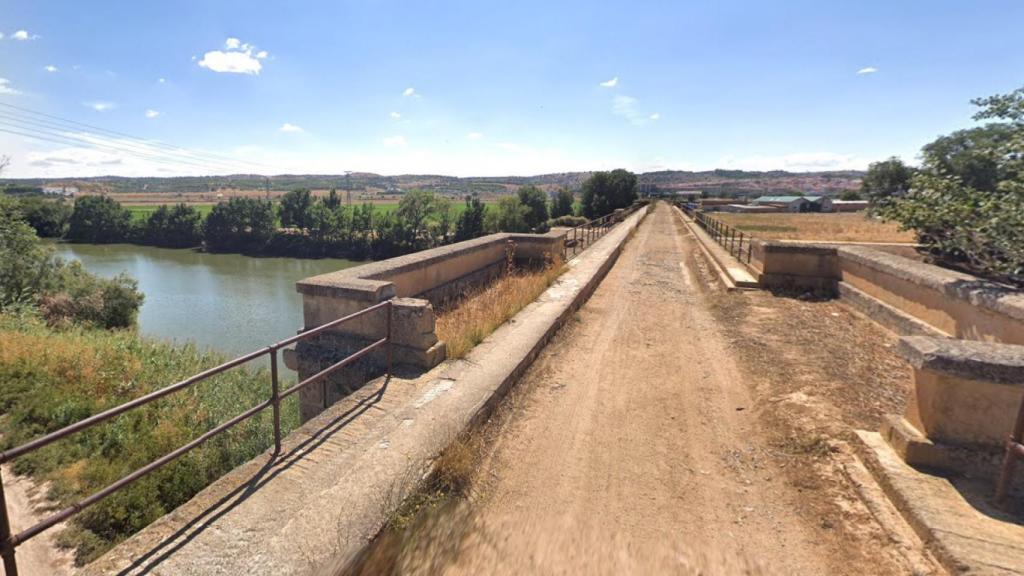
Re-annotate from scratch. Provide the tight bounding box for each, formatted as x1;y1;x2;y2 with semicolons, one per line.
297;231;564;299
855;430;1024;575
897;336;1024;385
840;246;1024;323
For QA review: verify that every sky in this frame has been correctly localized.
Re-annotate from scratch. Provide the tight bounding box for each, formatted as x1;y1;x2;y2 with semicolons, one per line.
1;0;1023;178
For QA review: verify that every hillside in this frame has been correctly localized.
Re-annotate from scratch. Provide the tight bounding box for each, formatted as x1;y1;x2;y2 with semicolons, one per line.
1;169;863;198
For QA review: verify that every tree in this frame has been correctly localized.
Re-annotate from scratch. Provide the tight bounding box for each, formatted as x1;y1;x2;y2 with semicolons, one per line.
551;188;575;218
861;157;915;213
454;195;487;242
516;185;549;231
279;188;314;229
839;190;864;201
203;198;275;251
488;196;529;232
880;86;1024;284
580;169;637;218
67;195;133;243
142;204;202;248
0;196;59;306
17;197;72;237
324;188;341;210
395;189;443;250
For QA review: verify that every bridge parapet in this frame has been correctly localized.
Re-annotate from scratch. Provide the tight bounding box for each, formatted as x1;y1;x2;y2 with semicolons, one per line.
290;230;565;421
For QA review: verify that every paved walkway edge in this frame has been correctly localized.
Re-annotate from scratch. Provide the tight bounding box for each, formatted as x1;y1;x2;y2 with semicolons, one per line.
83;206;650;576
671;206;759;290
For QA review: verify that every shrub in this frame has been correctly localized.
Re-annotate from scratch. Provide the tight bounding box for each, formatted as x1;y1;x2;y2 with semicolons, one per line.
549;215;587;227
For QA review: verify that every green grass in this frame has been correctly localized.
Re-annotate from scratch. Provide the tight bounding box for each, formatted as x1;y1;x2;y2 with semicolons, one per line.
0;310;298;565
127;204;215;222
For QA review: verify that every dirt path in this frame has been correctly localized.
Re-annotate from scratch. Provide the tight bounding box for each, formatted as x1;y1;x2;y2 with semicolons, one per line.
431;204;843;573
1;465;75;576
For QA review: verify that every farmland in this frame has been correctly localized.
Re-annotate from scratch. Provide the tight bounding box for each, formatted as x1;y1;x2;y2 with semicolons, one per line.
714;212;917;243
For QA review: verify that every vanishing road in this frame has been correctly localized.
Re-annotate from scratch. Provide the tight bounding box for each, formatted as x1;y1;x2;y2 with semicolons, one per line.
439;203;836;574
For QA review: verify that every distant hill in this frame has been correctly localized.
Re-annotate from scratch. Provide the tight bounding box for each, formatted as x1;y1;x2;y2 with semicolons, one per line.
1;169;863;199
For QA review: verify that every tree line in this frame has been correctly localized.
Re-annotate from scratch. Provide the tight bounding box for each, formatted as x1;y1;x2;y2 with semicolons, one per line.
861;86;1023;286
9;170;639;261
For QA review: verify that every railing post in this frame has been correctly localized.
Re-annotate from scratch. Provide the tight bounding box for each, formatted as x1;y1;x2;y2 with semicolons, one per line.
0;471;17;576
270;349;281;455
386;300;393;378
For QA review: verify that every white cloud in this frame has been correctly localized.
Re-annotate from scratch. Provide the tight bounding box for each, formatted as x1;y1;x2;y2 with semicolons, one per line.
649;112;660;120
857;67;878;75
44;65;58;73
145;109;160;119
13;30;38;41
467;132;484;141
198;38;266;75
402;87;418;97
389;111;401;119
0;78;20;95
279;123;304;133
382;135;407;146
599;76;618;88
158;77;166;83
86;101;115;112
496;142;520;151
0;33;4;40
718;152;867;172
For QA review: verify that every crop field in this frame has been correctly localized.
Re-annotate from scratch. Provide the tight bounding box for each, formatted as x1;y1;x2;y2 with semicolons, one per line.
125;200;494;221
714;212;916;243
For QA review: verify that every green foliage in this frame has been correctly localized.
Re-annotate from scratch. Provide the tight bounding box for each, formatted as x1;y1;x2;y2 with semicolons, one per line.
454;195;487;242
580;169;638;218
879;86;1024;284
516;185;549;232
1;196;60;306
67;196;133;243
203;198;276;252
549;214;587;227
1;197;144;328
0;312;298;564
551;188;575;218
16;197;72;237
279;188;314;229
140;203;202;248
839;190;864;201
395;189;447;250
488;196;529;232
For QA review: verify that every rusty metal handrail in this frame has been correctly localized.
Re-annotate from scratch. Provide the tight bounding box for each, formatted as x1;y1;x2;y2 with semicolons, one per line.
996;395;1024;501
562;206;634;261
689;208;754;265
0;299;394;576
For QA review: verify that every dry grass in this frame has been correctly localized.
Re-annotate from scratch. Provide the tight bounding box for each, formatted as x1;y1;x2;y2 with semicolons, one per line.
436;263;566;359
715;212;916;243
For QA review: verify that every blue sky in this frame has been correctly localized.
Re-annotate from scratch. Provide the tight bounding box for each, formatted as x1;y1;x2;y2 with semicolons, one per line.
2;0;1022;177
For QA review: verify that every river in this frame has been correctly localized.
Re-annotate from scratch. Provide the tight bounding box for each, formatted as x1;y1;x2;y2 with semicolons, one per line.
50;242;359;361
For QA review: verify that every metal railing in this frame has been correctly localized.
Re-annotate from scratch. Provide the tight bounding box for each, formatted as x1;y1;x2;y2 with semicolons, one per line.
690;209;754;265
996;396;1024;502
0;300;394;576
562;209;633;261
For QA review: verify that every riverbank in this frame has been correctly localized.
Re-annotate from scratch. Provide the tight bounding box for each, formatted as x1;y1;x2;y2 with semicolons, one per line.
49;242;356;359
0;311;300;566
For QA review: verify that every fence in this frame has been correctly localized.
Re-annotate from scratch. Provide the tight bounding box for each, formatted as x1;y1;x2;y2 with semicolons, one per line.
689;208;754;265
0;300;394;576
561;210;628;261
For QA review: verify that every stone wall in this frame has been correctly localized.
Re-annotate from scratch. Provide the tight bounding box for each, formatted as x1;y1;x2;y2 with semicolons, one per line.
748;240;1024;345
289;230;566;421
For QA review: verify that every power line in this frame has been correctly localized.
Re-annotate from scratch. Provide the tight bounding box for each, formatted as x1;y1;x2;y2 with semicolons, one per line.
0;113;256;174
0;102;270;175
